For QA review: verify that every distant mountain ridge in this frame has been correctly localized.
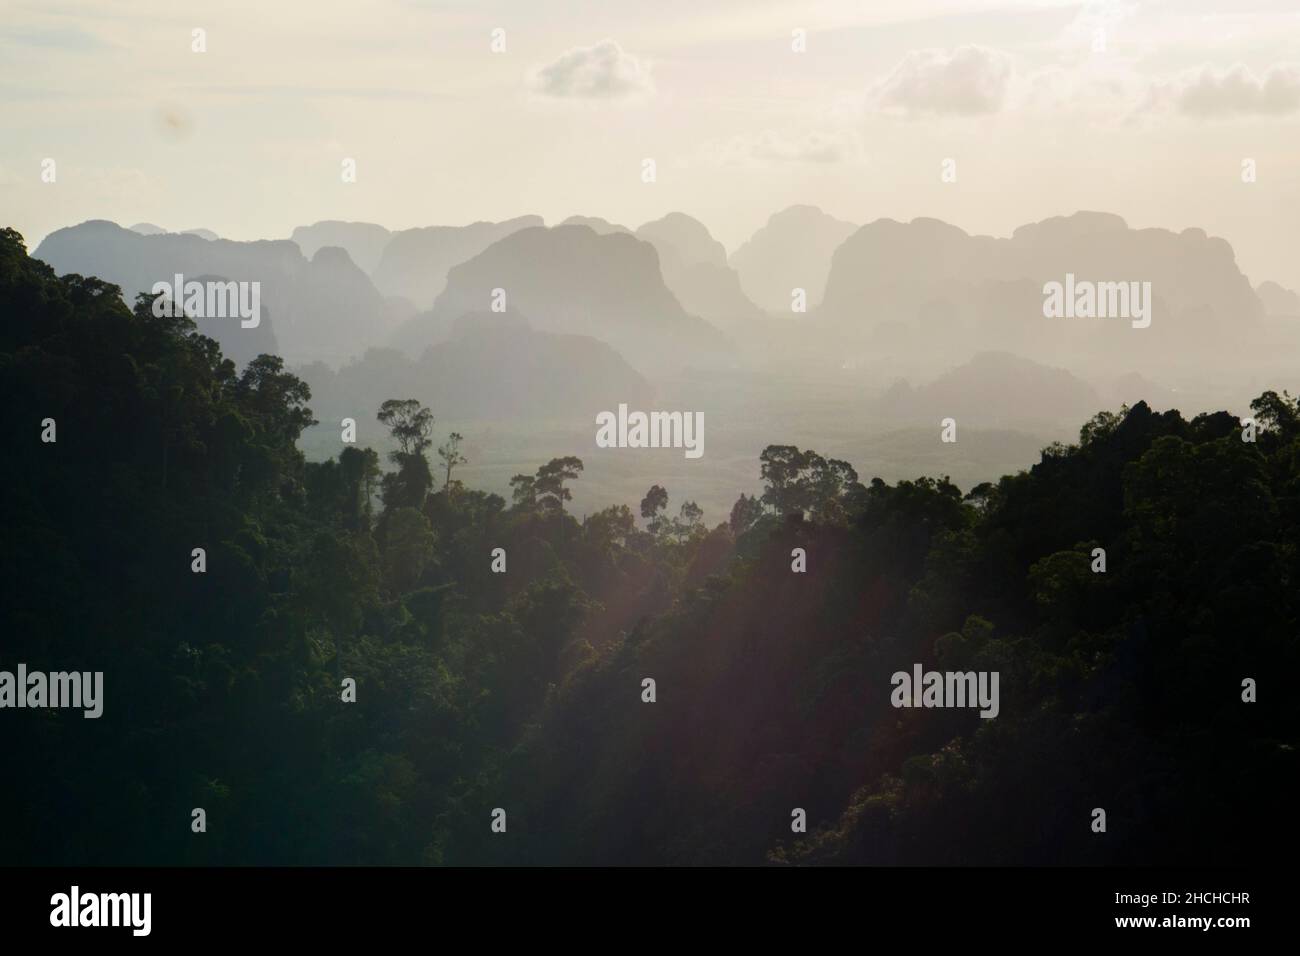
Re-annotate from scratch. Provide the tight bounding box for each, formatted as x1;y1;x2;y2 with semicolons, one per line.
34;220;397;367
730;205;858;314
372;216;544;308
291;220;393;275
300;310;654;423
818;212;1263;358
634;213;766;326
876;351;1102;426
390;223;732;374
34;209;1294;380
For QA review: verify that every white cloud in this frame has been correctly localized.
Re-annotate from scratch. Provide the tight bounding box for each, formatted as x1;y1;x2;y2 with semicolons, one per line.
871;45;1013;116
530;38;653;100
1148;63;1300;117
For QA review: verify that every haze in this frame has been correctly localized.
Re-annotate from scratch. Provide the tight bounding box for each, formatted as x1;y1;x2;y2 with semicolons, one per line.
4;0;1299;291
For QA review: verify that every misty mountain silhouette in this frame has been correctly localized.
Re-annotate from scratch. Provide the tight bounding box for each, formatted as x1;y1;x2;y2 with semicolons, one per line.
635;212;765;326
730;205;858;314
302;309;652;422
560;215;631;235
37;209;1293;387
291;220;392;275
372;216;544;308
876;351;1102;426
389;223;732;374
129;223;218;240
819;212;1263;357
1257;280;1300;317
34;220;395;367
636;212;728;275
188;271;279;365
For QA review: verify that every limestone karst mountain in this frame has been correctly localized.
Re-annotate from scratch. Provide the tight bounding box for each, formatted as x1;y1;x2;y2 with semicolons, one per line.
371;216;544;308
301;309;654;423
1257;280;1300;317
635;212;765;326
560;215;631;236
636;212;729;276
186;271;280;366
818;211;1264;362
661;260;767;327
291;220;393;276
875;351;1103;426
129;223;219;240
34;220;395;367
389;223;731;374
729;205;858;314
35;209;1285;387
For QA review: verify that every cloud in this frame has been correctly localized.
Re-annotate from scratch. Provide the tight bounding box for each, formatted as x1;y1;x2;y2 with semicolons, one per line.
530;39;653;100
1144;63;1300;117
700;129;863;167
871;45;1013;116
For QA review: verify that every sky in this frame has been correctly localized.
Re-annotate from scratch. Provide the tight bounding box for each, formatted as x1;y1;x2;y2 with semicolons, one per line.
3;0;1299;289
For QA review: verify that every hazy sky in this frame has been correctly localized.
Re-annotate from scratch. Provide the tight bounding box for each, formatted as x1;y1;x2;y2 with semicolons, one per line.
4;0;1299;288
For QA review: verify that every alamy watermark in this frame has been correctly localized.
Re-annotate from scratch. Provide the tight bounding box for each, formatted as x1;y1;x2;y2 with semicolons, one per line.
0;664;103;718
595;403;704;459
891;663;999;719
151;273;261;328
1042;273;1151;329
50;886;150;936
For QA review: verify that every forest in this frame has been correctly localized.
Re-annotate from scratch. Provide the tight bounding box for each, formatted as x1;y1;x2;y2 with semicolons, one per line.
1;225;1295;866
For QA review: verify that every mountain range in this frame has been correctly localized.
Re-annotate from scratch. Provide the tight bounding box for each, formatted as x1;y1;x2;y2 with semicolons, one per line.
34;220;405;367
31;208;1298;391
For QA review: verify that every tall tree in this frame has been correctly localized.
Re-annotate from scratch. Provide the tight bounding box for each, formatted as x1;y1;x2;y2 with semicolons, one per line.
535;456;584;515
378;399;435;512
640;484;669;534
438;432;468;490
377;399;434;456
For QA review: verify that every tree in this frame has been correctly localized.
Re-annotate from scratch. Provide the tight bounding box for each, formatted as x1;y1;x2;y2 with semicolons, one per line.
382;507;436;594
758;444;863;522
339;446;381;529
585;505;636;552
378;400;435;513
759;445;811;515
535;456;584;515
674;500;704;542
729;493;765;534
237;354;317;444
509;474;537;511
380;452;434;513
438;432;468;490
1250;389;1299;438
640;484;669;534
377;399;434;457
